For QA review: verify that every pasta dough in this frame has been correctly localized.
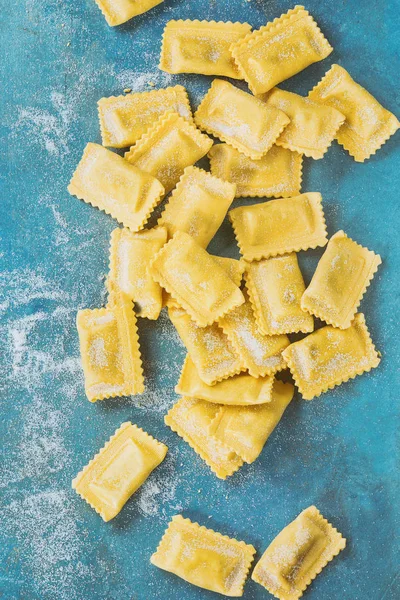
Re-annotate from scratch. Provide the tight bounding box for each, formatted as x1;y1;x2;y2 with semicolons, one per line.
72;422;167;521
160;20;252;78
94;0;164;26
151;515;256;595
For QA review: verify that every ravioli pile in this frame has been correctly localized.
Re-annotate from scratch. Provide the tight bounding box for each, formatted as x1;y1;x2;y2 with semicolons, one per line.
69;4;398;599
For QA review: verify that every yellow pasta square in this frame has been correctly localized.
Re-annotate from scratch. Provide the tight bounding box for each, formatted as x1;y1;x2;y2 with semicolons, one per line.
157;166;236;248
301;230;381;329
208;143;303;199
218;294;290;377
194;79;290;160
230;5;333;96
68;143;164;231
230;193;328;261
309;64;400;161
252;505;346;600
165;398;243;479
176;355;274;406
76;291;144;402
98;85;192;148
150;231;244;327
94;0;163;26
209;380;294;463
261;87;345;159
245;253;314;335
151;515;256;595
124;111;212;194
160;20;252;79
283;313;380;400
107;226;167;320
72;422;167;521
168;304;243;386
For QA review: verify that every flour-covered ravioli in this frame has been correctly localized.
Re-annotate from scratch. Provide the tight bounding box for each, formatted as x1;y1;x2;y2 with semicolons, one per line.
94;0;163;26
176;355;274;406
283;313;380;400
68;143;164;231
124;111;212;194
229;193;327;261
245;253;314;335
151;515;256;595
309;64;400;161
230;5;333;95
160;20;252;78
261;87;345;159
107;226;167;320
252;506;346;600
218;293;290;377
98;85;192;148
72;422;167;521
209;380;294;463
158;166;236;248
195;79;290;160
301;230;381;329
76;291;144;402
168;304;243;386
209;143;303;198
150;231;244;327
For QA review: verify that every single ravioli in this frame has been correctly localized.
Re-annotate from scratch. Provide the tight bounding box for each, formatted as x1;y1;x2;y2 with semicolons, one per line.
107;226;167;320
68;143;164;231
176;355;274;406
72;422;167;521
94;0;163;26
309;64;400;161
160;19;252;78
252;505;346;600
260;87;345;159
283;313;380;400
150;231;244;327
301;230;381;329
76;291;144;402
151;515;256;596
230;193;327;261
245;253;314;335
157;166;236;248
165;398;244;479
98;85;192;148
230;5;332;95
168;304;243;386
195;79;290;160
209;380;294;463
209;143;303;199
124;111;212;194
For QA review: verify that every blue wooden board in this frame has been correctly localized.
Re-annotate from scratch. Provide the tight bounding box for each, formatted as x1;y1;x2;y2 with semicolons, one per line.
1;1;399;599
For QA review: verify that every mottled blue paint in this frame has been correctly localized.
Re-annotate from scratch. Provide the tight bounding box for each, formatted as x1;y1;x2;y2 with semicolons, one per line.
0;1;399;599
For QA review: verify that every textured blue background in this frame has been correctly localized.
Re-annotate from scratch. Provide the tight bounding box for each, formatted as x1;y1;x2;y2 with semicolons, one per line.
1;1;399;599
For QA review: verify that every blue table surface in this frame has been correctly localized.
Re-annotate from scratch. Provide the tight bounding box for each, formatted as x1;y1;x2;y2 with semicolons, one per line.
1;1;399;599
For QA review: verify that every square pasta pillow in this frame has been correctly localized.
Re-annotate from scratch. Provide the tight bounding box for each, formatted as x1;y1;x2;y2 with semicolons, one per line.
160;20;252;78
309;64;399;161
124;111;212;194
94;0;163;26
208;143;303;199
230;5;332;95
195;79;290;160
260;87;345;159
72;422;167;521
98;85;192;148
151;515;256;595
68;143;164;231
252;506;346;600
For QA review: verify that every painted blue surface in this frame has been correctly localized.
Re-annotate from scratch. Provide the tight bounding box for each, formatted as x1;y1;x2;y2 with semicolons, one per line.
0;1;399;599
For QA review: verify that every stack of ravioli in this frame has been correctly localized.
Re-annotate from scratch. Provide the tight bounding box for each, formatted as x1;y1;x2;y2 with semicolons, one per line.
69;5;398;599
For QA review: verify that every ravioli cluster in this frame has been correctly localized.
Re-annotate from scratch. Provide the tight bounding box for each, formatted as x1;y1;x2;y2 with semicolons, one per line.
69;4;398;599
